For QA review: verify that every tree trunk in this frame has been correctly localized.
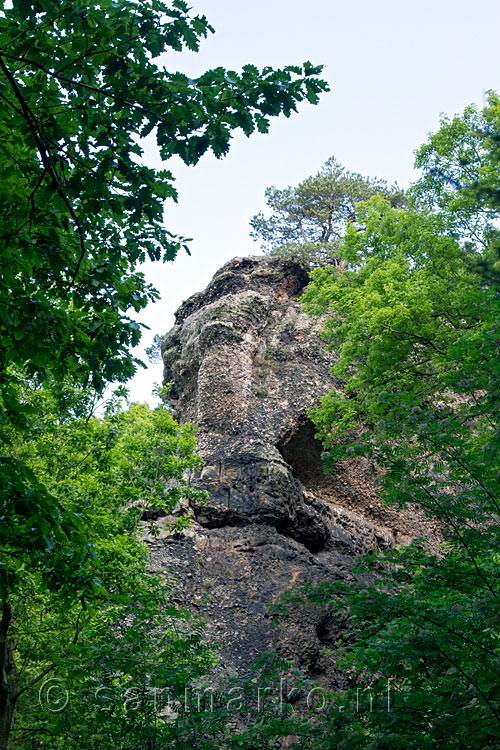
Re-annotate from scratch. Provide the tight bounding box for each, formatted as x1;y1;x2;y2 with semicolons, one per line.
0;601;17;750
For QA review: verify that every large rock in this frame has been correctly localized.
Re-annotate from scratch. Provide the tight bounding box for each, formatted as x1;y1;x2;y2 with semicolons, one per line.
149;256;437;686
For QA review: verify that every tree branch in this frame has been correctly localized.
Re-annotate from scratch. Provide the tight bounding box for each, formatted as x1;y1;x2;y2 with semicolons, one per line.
0;53;87;294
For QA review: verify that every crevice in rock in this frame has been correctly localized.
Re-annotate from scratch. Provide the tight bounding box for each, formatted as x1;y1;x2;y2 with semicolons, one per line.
277;418;326;491
274;518;327;554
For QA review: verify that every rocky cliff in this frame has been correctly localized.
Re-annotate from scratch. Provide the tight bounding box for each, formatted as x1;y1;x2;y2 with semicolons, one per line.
149;256;437;687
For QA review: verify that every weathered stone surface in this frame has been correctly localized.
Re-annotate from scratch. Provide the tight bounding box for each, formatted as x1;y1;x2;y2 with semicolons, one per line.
150;255;438;687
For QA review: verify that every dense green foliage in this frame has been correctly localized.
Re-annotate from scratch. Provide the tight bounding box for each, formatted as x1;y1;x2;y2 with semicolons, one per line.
250;156;404;267
296;92;500;748
2;386;215;749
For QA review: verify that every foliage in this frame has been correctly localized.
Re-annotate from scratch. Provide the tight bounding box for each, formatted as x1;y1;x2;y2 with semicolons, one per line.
2;384;217;749
298;91;500;748
250;156;404;268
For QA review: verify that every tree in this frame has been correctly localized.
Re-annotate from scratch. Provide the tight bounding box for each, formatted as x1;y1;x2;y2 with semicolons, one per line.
297;92;500;748
250;156;404;267
1;383;213;749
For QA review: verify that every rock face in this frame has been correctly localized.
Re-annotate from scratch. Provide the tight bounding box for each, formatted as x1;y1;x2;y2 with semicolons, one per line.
151;256;436;686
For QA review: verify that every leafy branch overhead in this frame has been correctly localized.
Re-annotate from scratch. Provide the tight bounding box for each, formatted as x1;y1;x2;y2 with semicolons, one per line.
0;0;328;398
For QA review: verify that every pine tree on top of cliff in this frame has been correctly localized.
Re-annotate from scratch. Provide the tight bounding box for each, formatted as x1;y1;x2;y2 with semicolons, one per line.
250;157;405;268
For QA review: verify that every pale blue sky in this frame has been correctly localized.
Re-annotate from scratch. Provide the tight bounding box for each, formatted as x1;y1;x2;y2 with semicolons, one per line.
128;0;500;402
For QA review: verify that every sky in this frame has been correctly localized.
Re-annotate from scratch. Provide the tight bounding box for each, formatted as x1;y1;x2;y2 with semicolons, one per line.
128;0;500;403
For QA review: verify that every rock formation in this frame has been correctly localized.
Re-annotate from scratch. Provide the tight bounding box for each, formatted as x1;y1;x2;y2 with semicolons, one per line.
148;256;437;687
